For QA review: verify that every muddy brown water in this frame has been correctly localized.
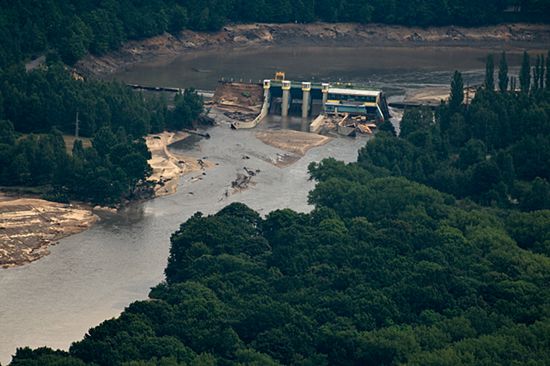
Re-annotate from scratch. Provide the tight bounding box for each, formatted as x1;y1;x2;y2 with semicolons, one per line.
0;43;542;364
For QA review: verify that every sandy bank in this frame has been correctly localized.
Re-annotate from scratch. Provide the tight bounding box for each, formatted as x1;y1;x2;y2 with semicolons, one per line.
76;23;550;77
146;131;213;196
255;130;331;167
0;197;98;268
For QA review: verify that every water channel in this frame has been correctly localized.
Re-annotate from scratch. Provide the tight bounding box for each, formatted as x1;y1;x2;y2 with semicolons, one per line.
0;43;535;364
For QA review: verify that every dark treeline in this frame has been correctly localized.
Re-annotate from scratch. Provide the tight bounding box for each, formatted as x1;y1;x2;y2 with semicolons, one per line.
0;120;151;206
364;51;550;212
1;0;549;66
0;63;203;205
8;54;550;365
9;168;550;364
0;64;202;137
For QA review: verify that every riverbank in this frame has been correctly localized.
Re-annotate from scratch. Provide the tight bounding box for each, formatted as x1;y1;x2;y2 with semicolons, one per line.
146;131;213;197
0;195;98;268
76;23;550;77
0;131;210;269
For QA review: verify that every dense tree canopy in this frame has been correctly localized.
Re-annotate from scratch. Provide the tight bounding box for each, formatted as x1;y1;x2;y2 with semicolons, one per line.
10;181;550;364
0;63;203;205
9;53;550;366
0;0;549;67
357;53;550;211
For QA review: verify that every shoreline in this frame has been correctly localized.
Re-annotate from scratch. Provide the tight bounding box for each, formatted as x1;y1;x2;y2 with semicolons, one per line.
146;131;214;197
0;131;210;269
75;22;550;77
0;195;99;268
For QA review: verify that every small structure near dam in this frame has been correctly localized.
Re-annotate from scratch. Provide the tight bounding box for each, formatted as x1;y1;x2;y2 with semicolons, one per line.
218;72;391;136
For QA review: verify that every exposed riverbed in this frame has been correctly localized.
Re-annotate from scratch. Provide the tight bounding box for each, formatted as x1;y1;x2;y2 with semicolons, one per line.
1;26;549;364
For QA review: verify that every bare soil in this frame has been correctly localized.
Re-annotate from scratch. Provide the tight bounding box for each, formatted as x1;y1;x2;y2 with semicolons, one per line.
146;131;214;196
0;196;98;268
213;82;263;110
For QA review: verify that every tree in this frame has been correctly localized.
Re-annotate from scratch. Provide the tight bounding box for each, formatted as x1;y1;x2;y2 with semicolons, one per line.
400;108;433;138
449;71;464;113
0;119;15;145
498;52;509;92
533;55;544;91
520;51;531;93
485;54;494;91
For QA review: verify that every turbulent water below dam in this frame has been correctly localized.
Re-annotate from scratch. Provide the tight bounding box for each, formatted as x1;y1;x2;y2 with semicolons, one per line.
0;43;541;364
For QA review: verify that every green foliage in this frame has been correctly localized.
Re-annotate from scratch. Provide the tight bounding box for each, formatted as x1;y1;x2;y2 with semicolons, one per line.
0;123;153;206
0;64;204;205
485;54;495;91
14;178;549;365
357;61;550;211
168;90;203;130
1;1;549;67
498;51;509;92
0;65;167;137
449;70;464;113
520;51;531;93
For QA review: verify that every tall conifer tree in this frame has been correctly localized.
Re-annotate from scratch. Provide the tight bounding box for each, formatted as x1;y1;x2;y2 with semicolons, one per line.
498;51;509;92
520;51;531;93
485;54;495;91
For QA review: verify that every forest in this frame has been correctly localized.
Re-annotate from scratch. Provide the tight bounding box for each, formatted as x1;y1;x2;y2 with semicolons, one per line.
0;62;203;205
359;51;550;212
8;53;550;365
1;0;549;66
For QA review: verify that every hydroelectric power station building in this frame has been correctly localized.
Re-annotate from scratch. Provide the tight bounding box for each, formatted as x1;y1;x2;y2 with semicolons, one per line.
227;72;391;131
264;73;390;121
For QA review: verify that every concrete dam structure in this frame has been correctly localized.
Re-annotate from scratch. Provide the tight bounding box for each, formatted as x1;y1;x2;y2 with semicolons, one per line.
231;72;391;132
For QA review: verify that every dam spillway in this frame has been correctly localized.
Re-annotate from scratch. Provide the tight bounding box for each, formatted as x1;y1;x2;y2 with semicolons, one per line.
229;73;391;132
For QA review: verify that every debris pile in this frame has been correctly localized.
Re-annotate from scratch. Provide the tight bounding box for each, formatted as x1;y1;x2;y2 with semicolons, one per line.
230;166;260;193
318;114;378;136
224;111;256;121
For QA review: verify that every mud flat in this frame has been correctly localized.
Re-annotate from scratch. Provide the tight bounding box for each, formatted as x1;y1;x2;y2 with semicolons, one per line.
0;197;98;268
146;131;213;196
255;130;331;167
76;23;550;77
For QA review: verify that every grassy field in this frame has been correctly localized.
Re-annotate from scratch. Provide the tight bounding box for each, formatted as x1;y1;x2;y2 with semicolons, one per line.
62;135;92;154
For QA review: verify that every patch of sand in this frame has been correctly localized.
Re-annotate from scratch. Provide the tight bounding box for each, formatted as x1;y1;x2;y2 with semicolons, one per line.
146;132;214;196
404;86;477;106
255;130;331;167
0;197;98;268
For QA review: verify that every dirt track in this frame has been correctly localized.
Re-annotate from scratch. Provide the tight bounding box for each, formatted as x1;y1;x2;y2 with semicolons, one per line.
76;23;550;77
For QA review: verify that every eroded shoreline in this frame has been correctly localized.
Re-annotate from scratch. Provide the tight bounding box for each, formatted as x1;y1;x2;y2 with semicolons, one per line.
76;22;550;77
0;132;210;268
0;196;98;268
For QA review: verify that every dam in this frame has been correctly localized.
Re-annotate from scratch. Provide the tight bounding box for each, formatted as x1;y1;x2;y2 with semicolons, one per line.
226;72;391;134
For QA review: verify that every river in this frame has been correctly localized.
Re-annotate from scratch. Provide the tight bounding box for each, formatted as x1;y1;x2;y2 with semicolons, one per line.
0;43;534;364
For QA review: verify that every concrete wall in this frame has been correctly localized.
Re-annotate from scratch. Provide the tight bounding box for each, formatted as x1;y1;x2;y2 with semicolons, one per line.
234;91;270;129
309;114;325;134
